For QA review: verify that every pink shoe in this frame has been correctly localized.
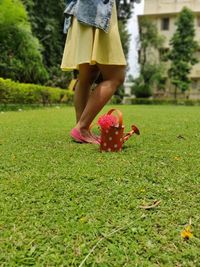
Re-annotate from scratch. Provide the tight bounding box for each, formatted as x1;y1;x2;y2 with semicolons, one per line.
70;128;85;143
89;124;101;143
90;132;101;143
70;128;100;144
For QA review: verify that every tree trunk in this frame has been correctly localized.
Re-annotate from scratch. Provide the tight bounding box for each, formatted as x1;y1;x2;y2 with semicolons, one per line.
174;86;177;100
143;47;147;66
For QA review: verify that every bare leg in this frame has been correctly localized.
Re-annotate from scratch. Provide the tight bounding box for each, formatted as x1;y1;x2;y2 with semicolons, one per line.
75;64;126;137
74;64;99;122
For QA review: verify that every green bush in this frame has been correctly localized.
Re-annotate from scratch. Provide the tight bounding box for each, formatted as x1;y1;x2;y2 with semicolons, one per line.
0;0;48;84
110;95;123;105
131;98;200;106
132;84;152;98
0;78;74;106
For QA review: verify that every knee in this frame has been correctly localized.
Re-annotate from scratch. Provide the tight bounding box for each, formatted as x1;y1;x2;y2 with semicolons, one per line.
111;72;125;88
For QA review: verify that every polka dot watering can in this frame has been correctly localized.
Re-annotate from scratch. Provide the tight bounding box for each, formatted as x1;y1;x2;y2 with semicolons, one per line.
98;109;140;152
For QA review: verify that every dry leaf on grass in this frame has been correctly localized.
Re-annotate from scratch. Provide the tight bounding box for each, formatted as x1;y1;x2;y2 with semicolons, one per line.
139;200;161;210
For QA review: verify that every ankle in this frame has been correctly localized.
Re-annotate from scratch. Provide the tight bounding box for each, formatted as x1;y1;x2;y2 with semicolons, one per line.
75;122;89;132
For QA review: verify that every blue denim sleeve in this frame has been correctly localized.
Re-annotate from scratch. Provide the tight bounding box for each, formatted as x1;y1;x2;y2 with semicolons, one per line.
63;17;72;34
63;0;76;34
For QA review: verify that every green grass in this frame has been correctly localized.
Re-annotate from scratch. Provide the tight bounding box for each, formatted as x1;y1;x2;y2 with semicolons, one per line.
0;105;200;266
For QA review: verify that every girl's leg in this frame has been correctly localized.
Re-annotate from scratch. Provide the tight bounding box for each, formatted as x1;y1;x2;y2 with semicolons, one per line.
74;64;99;122
75;64;126;136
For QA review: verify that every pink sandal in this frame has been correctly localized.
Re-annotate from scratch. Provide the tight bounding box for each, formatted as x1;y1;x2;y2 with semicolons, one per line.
70;128;100;144
70;128;84;143
90;132;101;143
89;124;101;143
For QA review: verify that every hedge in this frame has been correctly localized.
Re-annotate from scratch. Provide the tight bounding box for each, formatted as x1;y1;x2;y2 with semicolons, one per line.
0;78;74;106
130;98;200;106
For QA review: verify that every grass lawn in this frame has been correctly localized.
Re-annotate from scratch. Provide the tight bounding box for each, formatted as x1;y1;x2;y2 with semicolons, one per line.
0;105;200;266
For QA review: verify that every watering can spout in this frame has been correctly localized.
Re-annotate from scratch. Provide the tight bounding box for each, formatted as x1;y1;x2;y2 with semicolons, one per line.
123;125;140;143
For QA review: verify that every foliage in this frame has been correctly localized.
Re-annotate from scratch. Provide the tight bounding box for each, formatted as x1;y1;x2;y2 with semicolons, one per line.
168;7;199;99
45;66;73;89
138;17;165;67
134;18;166;98
111;86;125;104
130;98;200;106
0;78;74;105
116;0;141;21
21;0;72;88
0;105;200;266
21;0;65;68
132;64;165;98
132;79;152;98
0;0;48;83
0;0;27;24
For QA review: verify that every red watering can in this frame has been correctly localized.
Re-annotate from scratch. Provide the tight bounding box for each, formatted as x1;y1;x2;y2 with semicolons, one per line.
98;109;140;152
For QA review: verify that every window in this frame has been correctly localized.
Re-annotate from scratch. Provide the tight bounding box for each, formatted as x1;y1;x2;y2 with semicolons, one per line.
161;17;170;31
191;79;199;90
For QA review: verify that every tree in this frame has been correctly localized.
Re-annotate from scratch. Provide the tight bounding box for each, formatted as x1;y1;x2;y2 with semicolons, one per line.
132;64;165;98
21;0;73;88
133;17;165;97
167;7;199;99
139;17;165;67
0;0;48;83
22;0;65;68
117;0;141;21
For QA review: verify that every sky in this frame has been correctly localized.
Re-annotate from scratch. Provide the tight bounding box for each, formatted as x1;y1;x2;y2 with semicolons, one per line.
127;0;144;78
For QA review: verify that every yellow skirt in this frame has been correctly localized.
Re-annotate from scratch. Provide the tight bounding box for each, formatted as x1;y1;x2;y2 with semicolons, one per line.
61;3;126;71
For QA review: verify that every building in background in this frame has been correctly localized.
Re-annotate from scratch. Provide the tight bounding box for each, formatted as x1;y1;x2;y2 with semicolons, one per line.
138;0;200;99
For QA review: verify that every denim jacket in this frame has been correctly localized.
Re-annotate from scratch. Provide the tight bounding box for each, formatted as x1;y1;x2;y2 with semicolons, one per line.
63;0;115;34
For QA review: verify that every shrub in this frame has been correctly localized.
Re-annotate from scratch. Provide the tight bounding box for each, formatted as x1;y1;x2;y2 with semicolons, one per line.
0;78;74;105
132;64;166;98
110;95;123;104
131;98;200;106
0;0;48;84
132;84;152;98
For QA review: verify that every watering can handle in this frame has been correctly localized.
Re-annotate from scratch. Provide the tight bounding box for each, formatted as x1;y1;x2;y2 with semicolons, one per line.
107;109;123;127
